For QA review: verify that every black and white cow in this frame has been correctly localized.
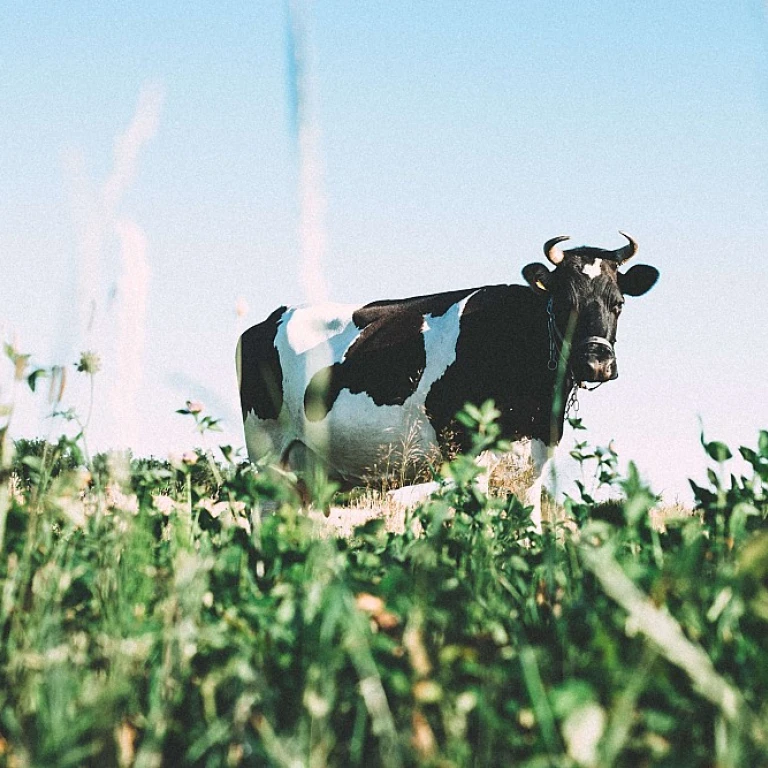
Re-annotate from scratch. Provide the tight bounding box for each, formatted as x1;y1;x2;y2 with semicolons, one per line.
237;233;659;526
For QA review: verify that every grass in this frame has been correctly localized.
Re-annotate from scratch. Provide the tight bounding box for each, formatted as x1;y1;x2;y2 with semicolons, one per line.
1;356;768;767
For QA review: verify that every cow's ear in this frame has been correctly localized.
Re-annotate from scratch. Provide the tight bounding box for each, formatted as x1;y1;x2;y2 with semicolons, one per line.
522;263;552;294
618;265;659;297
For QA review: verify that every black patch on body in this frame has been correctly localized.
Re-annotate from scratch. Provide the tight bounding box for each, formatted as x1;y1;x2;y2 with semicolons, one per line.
238;306;287;420
305;306;428;421
303;288;481;421
425;285;563;449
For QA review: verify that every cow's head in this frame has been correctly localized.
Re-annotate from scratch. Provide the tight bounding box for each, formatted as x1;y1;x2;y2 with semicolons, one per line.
522;232;659;383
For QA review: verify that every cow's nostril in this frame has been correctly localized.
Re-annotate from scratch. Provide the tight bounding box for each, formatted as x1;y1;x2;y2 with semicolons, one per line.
597;347;612;361
586;343;609;360
581;337;615;362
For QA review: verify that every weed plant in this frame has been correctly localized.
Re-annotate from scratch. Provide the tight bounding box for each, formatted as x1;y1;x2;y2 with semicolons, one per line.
1;348;767;767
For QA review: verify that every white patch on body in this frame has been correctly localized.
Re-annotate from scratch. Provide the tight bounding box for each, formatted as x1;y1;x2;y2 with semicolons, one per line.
387;481;442;507
283;302;358;355
582;259;602;279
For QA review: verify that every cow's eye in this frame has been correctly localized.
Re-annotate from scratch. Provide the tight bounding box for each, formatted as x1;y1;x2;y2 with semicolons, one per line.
612;302;624;315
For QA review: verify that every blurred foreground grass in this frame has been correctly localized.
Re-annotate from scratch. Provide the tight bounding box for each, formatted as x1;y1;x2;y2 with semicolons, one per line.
1;355;768;766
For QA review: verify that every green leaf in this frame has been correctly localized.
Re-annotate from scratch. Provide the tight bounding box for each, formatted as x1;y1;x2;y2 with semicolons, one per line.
759;430;768;458
550;680;597;719
27;368;47;392
508;555;530;573
737;531;768;580
463;403;483;422
704;440;732;463
729;503;759;541
689;479;716;508
22;455;43;472
200;416;223;432
740;446;758;466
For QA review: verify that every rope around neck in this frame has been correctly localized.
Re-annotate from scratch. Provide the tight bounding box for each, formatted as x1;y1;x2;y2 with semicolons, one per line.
546;298;605;419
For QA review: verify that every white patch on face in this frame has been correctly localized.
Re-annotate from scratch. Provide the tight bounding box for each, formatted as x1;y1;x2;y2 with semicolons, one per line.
582;258;602;279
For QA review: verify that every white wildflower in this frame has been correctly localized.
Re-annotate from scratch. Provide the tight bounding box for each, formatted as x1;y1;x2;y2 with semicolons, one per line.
199;498;226;519
153;495;175;516
234;514;252;535
105;483;139;514
562;703;606;767
58;497;88;528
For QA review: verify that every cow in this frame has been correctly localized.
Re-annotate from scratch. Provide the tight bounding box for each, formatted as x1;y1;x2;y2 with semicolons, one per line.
237;232;659;528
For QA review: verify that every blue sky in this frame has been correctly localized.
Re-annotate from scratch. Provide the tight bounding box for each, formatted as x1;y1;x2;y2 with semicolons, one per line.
2;2;767;501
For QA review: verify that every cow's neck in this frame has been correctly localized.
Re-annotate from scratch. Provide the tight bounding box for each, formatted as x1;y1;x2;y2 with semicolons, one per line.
540;296;575;445
426;287;574;452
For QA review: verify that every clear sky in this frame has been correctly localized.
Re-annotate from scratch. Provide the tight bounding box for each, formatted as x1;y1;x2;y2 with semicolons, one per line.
2;1;768;502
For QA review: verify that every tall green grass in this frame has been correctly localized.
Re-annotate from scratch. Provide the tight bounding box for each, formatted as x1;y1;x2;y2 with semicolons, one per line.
1;352;768;767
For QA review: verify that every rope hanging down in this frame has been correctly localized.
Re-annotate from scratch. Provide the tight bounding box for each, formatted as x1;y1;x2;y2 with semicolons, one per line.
546;298;603;420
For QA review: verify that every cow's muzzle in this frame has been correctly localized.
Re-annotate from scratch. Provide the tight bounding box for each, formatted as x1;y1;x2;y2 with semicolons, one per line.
573;336;618;383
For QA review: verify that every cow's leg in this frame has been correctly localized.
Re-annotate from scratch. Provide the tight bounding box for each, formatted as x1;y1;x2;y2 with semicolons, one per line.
477;439;550;533
280;440;331;511
524;438;549;532
475;450;503;496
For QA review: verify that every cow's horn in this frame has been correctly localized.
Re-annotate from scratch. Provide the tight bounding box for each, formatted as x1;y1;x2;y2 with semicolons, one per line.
613;231;638;264
544;235;570;266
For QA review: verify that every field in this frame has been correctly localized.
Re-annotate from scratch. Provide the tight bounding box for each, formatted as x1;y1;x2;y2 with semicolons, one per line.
1;353;768;767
